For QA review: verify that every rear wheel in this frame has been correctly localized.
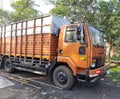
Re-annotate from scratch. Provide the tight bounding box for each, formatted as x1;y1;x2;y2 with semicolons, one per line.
0;57;8;69
4;58;14;73
53;66;74;90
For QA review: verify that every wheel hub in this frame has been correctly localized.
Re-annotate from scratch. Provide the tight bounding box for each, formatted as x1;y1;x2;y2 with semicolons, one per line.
57;71;68;84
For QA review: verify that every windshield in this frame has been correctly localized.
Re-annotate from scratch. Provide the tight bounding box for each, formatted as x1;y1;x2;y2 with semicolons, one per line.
89;26;104;47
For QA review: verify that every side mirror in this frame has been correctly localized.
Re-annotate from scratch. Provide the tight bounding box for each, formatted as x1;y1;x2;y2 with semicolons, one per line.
76;26;81;40
76;24;85;44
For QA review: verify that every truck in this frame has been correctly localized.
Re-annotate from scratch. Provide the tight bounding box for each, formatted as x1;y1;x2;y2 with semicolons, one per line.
0;15;109;89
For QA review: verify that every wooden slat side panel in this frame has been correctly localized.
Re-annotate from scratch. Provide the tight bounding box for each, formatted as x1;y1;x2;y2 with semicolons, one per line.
34;34;51;56
26;35;33;54
0;38;1;54
1;34;58;61
21;36;26;55
1;27;58;62
1;38;4;53
3;27;6;54
9;24;12;56
16;36;21;54
49;35;58;61
0;27;2;54
11;37;15;54
5;37;10;54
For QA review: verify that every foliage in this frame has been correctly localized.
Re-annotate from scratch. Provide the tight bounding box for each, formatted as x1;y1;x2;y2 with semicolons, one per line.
110;56;120;61
0;0;40;25
109;66;120;80
0;9;11;25
10;0;40;22
97;0;120;59
47;0;98;24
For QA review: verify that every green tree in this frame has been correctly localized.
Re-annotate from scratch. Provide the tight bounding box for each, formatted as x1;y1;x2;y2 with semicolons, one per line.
97;0;120;60
0;9;11;25
0;0;41;25
10;0;40;22
47;0;98;24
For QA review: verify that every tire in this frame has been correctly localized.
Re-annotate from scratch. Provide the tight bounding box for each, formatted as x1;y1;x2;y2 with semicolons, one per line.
4;58;14;73
53;66;74;90
0;57;8;69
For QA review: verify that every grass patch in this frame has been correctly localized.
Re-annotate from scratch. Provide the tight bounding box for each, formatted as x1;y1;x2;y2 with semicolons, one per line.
108;66;120;80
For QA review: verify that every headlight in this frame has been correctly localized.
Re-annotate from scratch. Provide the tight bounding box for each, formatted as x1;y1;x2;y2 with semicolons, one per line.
91;63;96;68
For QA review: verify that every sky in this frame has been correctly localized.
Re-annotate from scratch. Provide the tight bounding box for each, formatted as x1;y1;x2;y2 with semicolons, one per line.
0;0;53;14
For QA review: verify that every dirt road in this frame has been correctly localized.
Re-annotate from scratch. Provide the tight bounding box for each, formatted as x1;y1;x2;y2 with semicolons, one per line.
0;71;120;99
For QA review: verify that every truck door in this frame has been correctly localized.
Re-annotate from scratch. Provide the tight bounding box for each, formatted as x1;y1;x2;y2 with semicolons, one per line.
58;25;90;69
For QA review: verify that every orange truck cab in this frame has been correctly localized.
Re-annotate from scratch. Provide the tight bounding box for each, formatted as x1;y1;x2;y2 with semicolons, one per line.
54;22;109;89
0;15;109;90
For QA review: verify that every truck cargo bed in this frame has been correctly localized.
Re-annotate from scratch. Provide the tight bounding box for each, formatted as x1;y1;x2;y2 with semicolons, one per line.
0;34;58;61
0;15;68;62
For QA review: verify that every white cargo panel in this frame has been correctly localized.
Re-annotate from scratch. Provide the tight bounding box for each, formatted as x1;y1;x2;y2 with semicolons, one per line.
1;15;70;37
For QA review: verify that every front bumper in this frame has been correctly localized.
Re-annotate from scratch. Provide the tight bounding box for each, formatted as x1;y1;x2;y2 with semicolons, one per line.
89;65;109;77
88;65;109;83
77;65;110;83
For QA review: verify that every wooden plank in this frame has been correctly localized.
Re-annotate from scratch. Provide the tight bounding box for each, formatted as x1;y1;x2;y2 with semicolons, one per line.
14;24;17;57
25;21;27;59
20;22;23;58
49;24;53;61
0;27;2;54
10;24;12;56
40;17;43;61
3;26;6;54
32;19;36;60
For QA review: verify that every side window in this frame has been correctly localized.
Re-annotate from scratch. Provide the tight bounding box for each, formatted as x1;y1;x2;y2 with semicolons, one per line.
65;26;77;42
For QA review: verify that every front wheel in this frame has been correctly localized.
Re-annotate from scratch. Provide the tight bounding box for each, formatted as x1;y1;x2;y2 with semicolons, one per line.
53;66;74;90
4;58;14;73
